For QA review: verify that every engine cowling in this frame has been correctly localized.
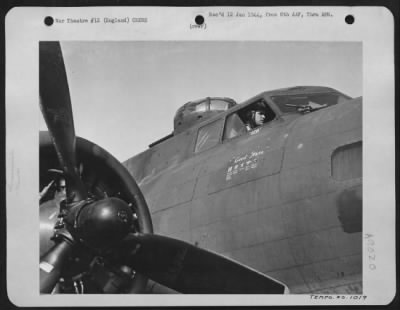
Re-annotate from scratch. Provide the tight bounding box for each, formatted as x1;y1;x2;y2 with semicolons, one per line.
39;131;153;293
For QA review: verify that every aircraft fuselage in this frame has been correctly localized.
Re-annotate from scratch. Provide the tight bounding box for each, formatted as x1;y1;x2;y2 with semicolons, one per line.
124;88;362;294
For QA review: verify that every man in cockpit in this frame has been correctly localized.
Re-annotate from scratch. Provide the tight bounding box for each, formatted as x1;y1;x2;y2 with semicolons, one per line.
245;108;266;131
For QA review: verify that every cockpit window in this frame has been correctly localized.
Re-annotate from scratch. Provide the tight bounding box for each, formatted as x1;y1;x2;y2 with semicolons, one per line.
223;113;247;140
271;92;350;114
223;100;276;140
194;120;223;153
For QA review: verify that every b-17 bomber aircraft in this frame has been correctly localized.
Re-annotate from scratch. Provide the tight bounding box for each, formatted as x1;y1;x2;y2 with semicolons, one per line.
39;41;362;295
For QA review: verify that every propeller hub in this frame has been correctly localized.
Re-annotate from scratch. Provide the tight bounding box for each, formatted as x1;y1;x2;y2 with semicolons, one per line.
74;197;133;249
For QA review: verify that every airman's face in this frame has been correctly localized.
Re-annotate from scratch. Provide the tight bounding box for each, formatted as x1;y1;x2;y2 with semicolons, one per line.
254;111;265;126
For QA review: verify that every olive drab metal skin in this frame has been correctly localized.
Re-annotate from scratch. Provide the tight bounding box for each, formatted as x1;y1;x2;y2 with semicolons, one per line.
125;86;362;294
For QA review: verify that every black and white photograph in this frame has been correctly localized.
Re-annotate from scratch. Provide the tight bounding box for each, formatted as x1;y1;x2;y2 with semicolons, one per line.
6;6;395;307
38;40;362;296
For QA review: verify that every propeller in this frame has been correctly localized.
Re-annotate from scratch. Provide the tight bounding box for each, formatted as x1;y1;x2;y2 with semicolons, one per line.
39;41;87;203
39;41;86;293
39;42;287;294
112;233;286;294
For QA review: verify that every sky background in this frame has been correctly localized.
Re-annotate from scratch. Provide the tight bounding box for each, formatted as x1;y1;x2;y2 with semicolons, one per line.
39;41;362;161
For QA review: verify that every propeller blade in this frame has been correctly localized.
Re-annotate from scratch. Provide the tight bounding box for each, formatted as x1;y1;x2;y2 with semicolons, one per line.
114;234;287;294
39;41;87;202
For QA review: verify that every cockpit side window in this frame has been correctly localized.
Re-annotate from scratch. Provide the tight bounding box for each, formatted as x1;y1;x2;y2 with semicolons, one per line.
194;120;223;153
223;100;276;140
223;113;247;140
